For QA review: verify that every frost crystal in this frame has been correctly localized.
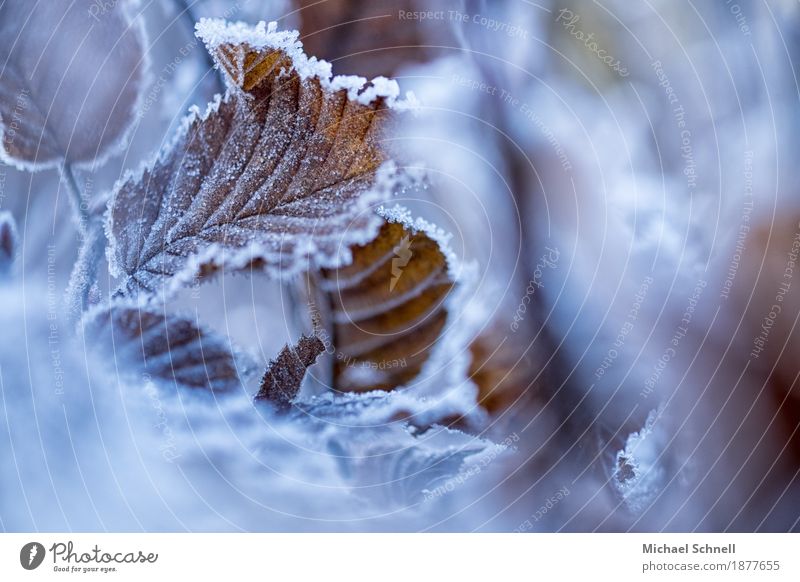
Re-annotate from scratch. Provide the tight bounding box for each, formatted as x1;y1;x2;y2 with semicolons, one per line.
612;407;667;513
107;20;417;297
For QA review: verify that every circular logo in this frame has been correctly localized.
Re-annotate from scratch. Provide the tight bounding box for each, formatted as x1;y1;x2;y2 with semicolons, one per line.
20;542;45;570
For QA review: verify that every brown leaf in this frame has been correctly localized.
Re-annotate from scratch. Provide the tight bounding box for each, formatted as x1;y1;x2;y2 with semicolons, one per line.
314;206;457;392
0;0;146;170
469;323;546;414
255;334;325;407
82;303;253;392
108;19;415;296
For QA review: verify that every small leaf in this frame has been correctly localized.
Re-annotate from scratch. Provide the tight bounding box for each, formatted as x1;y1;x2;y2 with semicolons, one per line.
469;323;546;414
107;19;415;296
255;333;325;407
315;205;457;392
0;0;147;170
0;211;19;275
82;303;253;392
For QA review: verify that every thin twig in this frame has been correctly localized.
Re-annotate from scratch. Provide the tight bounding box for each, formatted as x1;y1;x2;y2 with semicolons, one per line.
61;163;105;320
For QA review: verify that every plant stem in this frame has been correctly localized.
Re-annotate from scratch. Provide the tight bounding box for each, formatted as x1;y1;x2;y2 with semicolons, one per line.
61;163;104;321
60;163;89;233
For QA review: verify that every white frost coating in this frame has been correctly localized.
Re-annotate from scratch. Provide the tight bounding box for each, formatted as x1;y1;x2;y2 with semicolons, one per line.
149;161;422;299
104;92;229;280
107;17;419;293
400;257;485;425
194;18;417;108
612;407;667;513
377;203;459;278
80;298;259;392
370;203;487;425
0;282;505;529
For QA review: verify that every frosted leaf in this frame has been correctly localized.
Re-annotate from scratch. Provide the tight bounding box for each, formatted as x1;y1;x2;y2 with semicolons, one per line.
0;211;19;275
612;407;667;513
256;333;325;407
82;303;255;392
350;428;496;507
65;219;106;318
0;0;147;170
313;206;459;392
107;19;416;296
287;392;501;508
292;382;484;431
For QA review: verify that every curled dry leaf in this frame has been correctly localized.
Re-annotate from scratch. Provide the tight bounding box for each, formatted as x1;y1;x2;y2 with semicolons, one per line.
314;206;457;392
0;0;146;170
107;19;416;296
82;303;253;392
255;333;325;407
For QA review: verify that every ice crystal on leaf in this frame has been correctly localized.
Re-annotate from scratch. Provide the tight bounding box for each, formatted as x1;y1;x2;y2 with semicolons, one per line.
107;19;417;297
612;408;667;514
82;303;255;393
314;205;459;393
256;333;325;407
